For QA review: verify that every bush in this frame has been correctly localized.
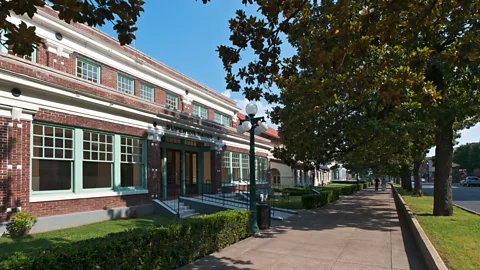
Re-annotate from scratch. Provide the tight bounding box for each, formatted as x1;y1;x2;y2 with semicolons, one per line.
301;190;339;209
6;212;38;238
274;187;312;196
0;210;251;270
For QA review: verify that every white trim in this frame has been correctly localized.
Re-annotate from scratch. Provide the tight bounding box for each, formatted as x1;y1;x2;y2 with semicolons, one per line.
30;189;148;202
7;13;239;115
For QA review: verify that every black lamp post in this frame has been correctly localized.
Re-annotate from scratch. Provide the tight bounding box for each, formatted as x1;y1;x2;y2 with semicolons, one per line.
237;102;269;233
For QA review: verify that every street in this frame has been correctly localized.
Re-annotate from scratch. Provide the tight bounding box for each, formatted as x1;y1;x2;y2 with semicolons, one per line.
422;183;480;213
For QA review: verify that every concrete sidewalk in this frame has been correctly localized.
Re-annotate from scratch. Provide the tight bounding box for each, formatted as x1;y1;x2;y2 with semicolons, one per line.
179;187;426;270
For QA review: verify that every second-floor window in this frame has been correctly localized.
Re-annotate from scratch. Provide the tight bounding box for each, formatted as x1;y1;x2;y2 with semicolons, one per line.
214;112;231;127
0;31;37;62
166;93;178;110
117;74;134;94
76;57;100;83
192;103;208;119
140;83;154;101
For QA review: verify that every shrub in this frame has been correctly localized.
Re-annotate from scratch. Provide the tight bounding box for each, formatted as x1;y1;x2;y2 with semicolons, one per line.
6;212;38;238
0;210;251;270
276;187;312;196
301;190;338;209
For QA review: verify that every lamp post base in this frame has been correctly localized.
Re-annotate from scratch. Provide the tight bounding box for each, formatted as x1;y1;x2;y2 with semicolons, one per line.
251;210;259;233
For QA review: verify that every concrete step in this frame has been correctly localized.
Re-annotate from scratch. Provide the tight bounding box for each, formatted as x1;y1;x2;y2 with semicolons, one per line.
180;212;200;218
180;208;195;215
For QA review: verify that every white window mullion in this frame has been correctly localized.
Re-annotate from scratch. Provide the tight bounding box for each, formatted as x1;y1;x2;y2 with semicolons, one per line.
113;134;121;191
74;128;83;193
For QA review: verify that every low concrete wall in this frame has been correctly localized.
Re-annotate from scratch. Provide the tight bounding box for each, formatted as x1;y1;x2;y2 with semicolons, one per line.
1;204;153;235
152;199;178;218
390;184;448;270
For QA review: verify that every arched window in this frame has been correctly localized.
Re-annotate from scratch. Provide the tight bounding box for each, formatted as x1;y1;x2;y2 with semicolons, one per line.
270;168;281;185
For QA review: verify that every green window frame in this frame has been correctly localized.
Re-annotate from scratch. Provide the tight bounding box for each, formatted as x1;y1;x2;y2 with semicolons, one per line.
117;73;134;94
30;122;147;196
140;82;154;101
31;124;74;194
76;57;101;83
120;136;146;189
0;30;37;62
192;103;208;119
214;112;231;127
166;93;179;110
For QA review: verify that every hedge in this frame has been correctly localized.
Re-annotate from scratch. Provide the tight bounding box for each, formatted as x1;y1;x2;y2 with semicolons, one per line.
301;189;340;209
0;210;252;270
272;187;313;196
304;183;365;209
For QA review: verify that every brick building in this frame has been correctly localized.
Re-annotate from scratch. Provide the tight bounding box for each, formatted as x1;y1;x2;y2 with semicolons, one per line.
0;6;280;231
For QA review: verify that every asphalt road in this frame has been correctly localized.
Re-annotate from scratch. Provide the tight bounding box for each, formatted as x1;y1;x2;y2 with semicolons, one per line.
422;183;480;213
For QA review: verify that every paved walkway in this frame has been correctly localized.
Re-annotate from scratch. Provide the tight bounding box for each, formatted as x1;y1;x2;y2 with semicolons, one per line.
180;187;426;270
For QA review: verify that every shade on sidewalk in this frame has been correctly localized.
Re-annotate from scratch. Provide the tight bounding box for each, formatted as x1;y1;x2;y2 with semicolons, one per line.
179;186;426;270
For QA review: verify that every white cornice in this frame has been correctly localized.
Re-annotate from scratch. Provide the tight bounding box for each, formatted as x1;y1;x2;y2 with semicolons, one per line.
12;12;239;114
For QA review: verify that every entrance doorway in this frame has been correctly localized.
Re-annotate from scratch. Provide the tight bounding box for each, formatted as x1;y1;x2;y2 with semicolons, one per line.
166;149;198;197
166;149;181;197
185;151;198;195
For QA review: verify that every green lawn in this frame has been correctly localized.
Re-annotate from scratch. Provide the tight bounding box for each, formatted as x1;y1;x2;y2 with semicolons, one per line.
396;186;480;270
265;196;304;209
0;215;174;259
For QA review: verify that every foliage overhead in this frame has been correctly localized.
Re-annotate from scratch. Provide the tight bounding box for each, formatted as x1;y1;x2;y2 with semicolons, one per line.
0;0;145;56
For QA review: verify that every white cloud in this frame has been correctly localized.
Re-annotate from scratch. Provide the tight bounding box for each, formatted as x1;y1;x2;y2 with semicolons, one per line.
427;123;480;157
234;98;278;129
221;90;232;98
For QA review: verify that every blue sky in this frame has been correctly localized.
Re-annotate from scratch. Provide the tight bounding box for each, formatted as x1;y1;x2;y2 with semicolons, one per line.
100;0;279;123
100;0;479;155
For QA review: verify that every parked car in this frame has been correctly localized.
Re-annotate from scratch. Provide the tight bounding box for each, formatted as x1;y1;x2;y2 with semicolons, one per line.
460;179;467;186
464;176;480;187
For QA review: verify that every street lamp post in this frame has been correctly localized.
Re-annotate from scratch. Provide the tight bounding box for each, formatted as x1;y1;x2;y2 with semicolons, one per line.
237;102;269;233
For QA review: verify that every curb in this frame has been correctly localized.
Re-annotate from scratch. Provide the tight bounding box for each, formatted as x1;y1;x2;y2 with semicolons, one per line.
453;203;480;216
390;184;448;270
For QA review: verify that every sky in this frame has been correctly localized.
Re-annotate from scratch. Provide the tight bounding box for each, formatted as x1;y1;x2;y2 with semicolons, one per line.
100;0;280;127
100;0;479;155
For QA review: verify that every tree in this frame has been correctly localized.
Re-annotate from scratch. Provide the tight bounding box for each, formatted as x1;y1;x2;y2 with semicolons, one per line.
453;143;480;174
215;0;480;216
0;0;145;56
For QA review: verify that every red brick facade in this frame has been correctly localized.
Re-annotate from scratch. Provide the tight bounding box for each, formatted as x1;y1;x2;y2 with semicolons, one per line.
0;8;278;223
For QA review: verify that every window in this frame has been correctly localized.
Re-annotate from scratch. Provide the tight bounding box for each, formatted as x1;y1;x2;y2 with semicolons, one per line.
121;137;144;187
0;31;36;62
32;124;73;191
83;131;113;189
222;151;231;183
241;154;249;181
31;123;147;195
185;140;197;146
232;152;240;181
214;112;231;127
140;83;154;101
76;57;100;83
192;103;208;119
165;137;181;144
255;156;268;182
166;93;179;110
117;74;134;94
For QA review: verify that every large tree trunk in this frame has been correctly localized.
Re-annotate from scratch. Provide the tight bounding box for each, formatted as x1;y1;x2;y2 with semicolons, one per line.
413;156;423;197
433;118;454;216
400;165;412;191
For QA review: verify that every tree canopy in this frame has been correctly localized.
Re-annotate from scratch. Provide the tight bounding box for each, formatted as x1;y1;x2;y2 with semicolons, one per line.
453;143;480;174
0;0;145;56
216;0;480;216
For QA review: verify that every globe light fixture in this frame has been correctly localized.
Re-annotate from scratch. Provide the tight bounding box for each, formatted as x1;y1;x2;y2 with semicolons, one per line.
236;101;269;234
245;102;258;116
237;125;245;134
241;121;252;132
259;121;268;133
